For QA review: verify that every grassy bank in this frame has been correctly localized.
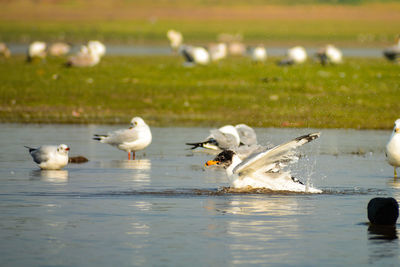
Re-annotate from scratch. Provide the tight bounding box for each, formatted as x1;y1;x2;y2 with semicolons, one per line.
0;55;399;129
1;1;400;46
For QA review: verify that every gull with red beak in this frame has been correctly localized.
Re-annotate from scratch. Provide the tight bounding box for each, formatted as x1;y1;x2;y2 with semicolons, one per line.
93;117;152;160
386;119;400;177
205;132;322;193
25;144;70;170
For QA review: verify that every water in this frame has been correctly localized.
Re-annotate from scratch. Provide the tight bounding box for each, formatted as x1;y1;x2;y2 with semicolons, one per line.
1;124;399;266
9;44;384;58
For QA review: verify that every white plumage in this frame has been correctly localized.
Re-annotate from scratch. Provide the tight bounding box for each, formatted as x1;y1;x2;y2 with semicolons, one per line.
206;133;321;193
251;46;267;62
25;144;69;170
27;41;47;61
179;45;210;66
93;117;152;160
386;119;400;177
186;125;240;151
279;46;307;65
316;44;343;65
209;43;227;62
87;40;106;58
167;29;183;51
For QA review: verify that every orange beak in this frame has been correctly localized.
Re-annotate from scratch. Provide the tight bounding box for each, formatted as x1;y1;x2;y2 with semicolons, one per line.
205;160;219;166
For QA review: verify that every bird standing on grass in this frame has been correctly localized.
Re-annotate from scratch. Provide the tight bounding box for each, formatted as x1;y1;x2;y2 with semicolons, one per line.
386;119;400;177
25;144;70;170
93;117;152;160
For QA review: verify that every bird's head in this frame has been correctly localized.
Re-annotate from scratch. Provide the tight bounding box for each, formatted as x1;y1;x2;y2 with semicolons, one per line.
57;144;70;154
205;150;235;168
130;117;146;129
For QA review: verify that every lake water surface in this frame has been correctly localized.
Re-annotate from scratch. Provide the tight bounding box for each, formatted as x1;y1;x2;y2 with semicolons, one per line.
0;124;399;266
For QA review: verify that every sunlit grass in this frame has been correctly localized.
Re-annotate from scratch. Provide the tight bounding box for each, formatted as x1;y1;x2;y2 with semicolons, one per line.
0;55;399;128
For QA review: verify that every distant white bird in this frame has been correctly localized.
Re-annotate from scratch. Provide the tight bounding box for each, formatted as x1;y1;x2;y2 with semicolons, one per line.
25;144;70;170
179;45;210;66
228;42;246;56
316;44;343;65
205;133;321;193
386;119;400;177
186;125;240;151
279;46;307;65
0;42;11;58
251;45;267;63
209;43;227;62
66;45;101;67
93;117;152;160
27;41;47;62
87;40;106;58
167;29;183;51
383;36;400;62
49;42;71;56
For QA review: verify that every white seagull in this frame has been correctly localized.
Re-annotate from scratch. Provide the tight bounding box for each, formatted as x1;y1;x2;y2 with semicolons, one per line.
87;40;106;58
25;144;70;170
209;43;228;62
167;29;183;51
49;42;71;56
279;46;307;65
179;45;210;66
27;41;47;62
250;45;267;63
66;45;101;67
186;125;240;151
205;132;322;193
316;44;343;65
386;119;400;177
93;117;152;160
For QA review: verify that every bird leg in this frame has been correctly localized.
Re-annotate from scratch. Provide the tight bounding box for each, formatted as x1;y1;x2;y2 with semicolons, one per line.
395;168;398;178
132;151;136;160
128;152;131;160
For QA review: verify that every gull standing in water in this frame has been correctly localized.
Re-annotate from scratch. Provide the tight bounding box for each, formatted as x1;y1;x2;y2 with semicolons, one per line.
205;132;321;193
25;144;70;170
93;117;152;160
186;125;240;151
386;119;400;177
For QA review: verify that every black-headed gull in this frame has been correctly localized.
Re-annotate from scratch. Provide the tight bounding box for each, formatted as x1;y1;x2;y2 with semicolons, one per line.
316;44;343;65
186;125;240;151
205;132;321;193
386;119;400;177
93;117;152;160
25;144;70;170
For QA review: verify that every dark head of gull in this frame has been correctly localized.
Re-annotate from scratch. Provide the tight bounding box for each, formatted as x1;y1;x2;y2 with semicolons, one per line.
205;150;235;168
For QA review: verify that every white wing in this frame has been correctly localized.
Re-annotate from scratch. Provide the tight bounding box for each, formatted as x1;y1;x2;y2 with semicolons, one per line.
233;132;320;175
103;128;139;145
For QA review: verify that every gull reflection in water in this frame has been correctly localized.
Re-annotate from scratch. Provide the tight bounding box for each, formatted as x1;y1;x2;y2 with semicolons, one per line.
204;197;302;265
111;159;151;188
30;169;69;183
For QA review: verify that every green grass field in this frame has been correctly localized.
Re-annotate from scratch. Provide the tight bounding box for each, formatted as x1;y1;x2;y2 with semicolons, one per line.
0;55;399;129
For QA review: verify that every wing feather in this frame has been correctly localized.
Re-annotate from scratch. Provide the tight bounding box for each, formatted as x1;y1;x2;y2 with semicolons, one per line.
233;132;320;175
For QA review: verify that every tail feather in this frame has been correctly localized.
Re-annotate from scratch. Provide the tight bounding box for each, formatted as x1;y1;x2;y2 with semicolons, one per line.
24;145;35;153
93;134;108;141
186;142;206;149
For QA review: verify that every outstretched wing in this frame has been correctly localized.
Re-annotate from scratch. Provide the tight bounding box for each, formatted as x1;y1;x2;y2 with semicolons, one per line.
233;132;320;175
